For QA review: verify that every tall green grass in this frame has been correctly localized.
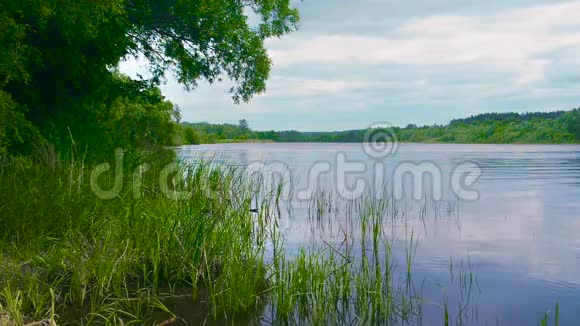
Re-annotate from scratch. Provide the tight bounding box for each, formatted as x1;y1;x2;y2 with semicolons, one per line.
0;151;558;325
0;151;271;324
0;151;429;324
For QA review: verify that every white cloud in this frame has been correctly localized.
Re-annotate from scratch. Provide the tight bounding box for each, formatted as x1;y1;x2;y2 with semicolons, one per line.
268;1;580;85
259;77;429;98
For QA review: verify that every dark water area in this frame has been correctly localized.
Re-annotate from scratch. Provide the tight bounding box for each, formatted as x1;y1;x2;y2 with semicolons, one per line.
175;143;580;325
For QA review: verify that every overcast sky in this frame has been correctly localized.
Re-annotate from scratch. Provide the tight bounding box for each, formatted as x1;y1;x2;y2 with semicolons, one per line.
121;0;580;131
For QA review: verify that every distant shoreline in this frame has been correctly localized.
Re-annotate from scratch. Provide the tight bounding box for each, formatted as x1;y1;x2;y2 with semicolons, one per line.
183;140;580;146
179;109;580;146
216;139;275;144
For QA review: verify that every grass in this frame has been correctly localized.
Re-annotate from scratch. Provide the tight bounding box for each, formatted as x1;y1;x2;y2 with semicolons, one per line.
0;150;426;324
539;302;560;326
0;150;272;324
0;149;566;325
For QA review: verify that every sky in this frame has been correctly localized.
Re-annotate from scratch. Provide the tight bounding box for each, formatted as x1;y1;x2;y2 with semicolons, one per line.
121;0;580;131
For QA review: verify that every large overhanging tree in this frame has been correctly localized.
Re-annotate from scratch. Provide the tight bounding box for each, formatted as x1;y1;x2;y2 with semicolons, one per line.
126;0;299;103
0;0;299;154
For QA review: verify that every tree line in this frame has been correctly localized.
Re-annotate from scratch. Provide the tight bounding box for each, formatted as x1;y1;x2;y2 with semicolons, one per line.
177;109;580;145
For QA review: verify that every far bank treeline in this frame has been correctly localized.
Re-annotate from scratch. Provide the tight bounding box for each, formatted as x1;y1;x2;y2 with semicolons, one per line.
178;109;580;145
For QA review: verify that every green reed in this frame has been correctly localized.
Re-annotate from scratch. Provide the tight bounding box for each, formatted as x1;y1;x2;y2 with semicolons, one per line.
0;152;272;324
0;152;561;325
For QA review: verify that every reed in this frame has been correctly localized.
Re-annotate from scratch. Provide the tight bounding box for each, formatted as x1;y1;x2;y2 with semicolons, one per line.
0;152;559;325
0;153;272;324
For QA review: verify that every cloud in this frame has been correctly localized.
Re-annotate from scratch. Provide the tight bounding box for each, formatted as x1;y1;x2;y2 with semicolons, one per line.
259;76;430;98
120;0;580;130
268;1;580;85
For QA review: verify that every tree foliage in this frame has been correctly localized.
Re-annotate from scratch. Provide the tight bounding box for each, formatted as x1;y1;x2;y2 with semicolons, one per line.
183;126;201;145
450;111;567;125
0;0;299;157
561;109;580;139
239;119;250;132
0;90;44;156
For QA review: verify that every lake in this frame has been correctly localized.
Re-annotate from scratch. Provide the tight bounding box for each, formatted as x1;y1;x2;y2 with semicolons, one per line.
176;143;580;325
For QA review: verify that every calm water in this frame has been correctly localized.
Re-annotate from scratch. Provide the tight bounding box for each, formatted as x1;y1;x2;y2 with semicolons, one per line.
176;143;580;325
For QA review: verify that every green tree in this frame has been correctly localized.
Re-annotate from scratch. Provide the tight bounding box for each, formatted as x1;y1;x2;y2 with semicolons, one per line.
239;119;250;132
563;109;580;139
1;0;300;155
183;126;201;145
